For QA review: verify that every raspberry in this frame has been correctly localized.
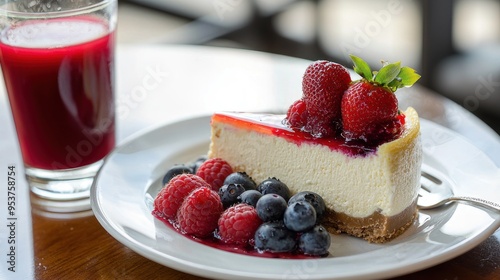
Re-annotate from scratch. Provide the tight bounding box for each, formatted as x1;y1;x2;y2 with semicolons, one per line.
153;174;210;220
177;186;223;237
302;60;351;137
218;204;262;245
196;158;233;191
285;99;308;130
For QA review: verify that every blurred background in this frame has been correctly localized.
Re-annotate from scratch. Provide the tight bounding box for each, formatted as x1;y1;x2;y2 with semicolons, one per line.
116;0;500;134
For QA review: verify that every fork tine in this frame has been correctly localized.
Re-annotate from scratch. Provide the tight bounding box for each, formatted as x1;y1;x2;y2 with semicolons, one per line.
418;187;429;197
420;168;451;194
420;182;431;193
420;176;440;192
421;170;442;185
421;183;444;194
419;167;455;200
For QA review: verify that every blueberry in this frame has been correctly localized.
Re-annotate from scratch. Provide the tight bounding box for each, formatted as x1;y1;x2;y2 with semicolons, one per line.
238;190;262;207
257;177;291;201
218;183;246;208
254;221;297;253
284;201;316;232
189;155;207;174
223;172;257;191
288;191;326;218
298;225;331;256
255;194;287;222
162;165;193;185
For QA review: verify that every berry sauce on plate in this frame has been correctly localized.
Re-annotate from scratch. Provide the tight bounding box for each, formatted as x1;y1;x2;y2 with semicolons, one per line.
152;212;319;259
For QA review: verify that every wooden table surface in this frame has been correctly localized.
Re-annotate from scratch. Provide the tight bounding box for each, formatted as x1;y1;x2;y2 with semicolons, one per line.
1;45;499;279
32;211;500;280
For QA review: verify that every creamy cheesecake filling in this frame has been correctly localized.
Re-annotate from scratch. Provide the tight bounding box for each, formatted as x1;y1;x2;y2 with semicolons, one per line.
208;108;422;243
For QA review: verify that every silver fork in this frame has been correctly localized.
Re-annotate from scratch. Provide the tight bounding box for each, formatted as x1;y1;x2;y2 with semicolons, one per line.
418;170;500;211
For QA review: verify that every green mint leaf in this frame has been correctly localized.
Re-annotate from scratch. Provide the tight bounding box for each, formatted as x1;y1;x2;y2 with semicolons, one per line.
387;77;403;92
397;66;421;87
350;55;372;80
374;61;401;85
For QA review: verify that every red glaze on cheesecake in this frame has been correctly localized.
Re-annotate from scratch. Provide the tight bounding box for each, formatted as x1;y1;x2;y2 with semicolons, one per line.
211;112;390;157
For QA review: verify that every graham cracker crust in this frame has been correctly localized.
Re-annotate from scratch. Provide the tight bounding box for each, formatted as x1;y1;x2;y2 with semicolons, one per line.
322;200;418;243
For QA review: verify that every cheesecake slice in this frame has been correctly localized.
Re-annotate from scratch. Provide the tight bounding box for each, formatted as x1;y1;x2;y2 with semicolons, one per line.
208;107;422;243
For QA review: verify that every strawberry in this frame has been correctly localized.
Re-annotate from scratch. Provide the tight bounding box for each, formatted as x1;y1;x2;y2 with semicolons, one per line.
218;204;262;245
342;82;399;141
196;158;233;191
301;60;351;137
341;55;420;142
153;173;211;220
177;186;223;237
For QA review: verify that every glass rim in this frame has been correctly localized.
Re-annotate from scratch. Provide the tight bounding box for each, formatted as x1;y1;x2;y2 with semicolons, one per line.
0;0;115;19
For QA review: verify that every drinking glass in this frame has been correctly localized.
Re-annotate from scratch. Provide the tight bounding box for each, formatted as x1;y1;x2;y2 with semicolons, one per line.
0;0;117;201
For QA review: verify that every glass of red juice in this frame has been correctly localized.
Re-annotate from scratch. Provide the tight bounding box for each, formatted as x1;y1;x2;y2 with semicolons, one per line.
0;0;117;201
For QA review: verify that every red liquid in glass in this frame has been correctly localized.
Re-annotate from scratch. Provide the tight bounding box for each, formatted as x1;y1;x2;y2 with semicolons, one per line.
0;18;115;170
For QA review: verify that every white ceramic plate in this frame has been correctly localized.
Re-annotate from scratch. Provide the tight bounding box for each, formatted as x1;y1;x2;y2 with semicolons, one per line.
91;116;500;280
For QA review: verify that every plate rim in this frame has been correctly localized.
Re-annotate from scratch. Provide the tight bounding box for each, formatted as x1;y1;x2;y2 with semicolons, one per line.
91;115;500;280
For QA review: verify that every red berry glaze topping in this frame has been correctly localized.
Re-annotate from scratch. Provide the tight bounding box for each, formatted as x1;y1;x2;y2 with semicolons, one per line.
196;158;233;191
153;173;210;220
218;204;262;245
177;186;223;238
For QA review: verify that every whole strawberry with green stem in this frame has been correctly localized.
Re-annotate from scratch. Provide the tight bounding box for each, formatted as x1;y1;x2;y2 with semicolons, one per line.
341;55;420;142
